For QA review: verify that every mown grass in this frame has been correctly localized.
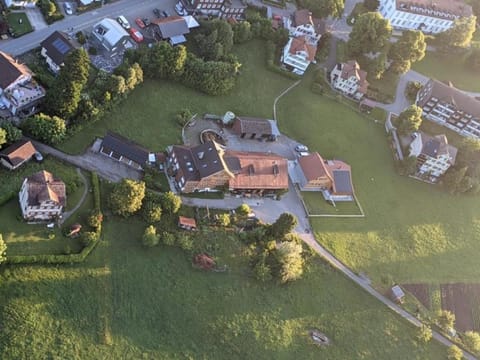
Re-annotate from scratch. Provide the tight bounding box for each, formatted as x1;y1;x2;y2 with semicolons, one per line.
277;76;480;284
302;192;362;216
0;213;446;359
58;40;293;154
6;12;33;37
412;51;480;92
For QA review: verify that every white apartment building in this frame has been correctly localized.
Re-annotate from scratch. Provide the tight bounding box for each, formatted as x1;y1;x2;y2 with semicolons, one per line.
416;79;480;139
409;132;457;180
285;9;325;46
330;61;368;100
281;36;317;75
379;0;472;34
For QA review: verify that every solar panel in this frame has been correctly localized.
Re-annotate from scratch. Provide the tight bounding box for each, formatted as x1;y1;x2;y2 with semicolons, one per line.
52;38;71;55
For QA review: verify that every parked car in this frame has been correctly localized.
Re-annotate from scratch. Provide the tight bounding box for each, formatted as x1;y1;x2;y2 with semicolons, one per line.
298;151;309;157
175;3;187;16
162;10;170;17
143;17;151;26
153;8;162;18
116;15;131;30
63;2;73;15
135;18;146;29
129;27;144;43
34;152;44;162
295;145;309;152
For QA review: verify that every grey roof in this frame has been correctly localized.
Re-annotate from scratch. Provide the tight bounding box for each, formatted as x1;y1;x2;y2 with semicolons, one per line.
332;170;353;195
391;285;405;299
419;132;457;164
40;31;74;67
419;79;480;118
101;132;150;165
152;16;189;39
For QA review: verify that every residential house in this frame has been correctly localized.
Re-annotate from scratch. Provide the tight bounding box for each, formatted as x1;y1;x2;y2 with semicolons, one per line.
416;79;480;139
40;31;75;74
0;139;37;170
180;0;246;20
0;51;46;116
330;61;368;100
281;36;317;75
296;152;355;201
91;18;134;56
167;140;235;193
231;116;280;141
225;150;289;195
379;0;472;34
178;216;197;230
151;16;190;45
99;132;155;170
286;9;324;45
409;132;457;180
19;170;66;221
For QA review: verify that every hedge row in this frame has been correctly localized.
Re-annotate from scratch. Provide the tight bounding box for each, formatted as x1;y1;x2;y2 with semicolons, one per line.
91;172;100;210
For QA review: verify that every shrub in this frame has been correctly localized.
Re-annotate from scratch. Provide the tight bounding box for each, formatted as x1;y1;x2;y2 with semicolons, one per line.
81;231;99;247
142;225;160;247
463;331;480;354
87;209;103;229
76;31;86;45
161;231;176;246
177;233;193;251
416;325;432;343
217;213;231;227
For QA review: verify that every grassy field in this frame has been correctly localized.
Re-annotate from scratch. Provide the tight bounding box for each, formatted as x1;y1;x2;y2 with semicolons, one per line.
412;51;480;92
6;12;33;37
0;210;446;359
277;77;480;284
58;40;293;154
302;192;363;216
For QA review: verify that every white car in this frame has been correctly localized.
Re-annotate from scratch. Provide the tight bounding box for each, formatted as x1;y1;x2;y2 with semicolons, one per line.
117;15;131;30
295;145;308;152
298;151;309;157
63;2;73;15
175;3;187;16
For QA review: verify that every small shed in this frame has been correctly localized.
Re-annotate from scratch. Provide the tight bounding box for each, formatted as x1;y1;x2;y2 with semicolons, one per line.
178;216;197;231
390;285;405;304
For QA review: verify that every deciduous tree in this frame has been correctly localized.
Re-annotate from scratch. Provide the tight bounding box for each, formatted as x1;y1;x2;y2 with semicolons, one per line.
438;16;476;50
232;21;252;44
298;0;344;18
160;191;182;214
389;30;426;74
397;105;423;134
108;179;146;217
275;241;304;283
463;331;480;354
447;345;463;360
348;12;392;56
270;213;298;238
437;309;455;330
23;113;66;144
142;225;160;247
0;122;22;144
416;325;432;343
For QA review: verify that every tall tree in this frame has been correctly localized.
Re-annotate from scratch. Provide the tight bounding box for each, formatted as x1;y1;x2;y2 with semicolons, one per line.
270;213;298;238
0;122;22;144
348;12;392;56
275;241;304;283
23;113;66;144
160;191;182;214
388;30;426;74
397;105;423;134
298;0;345;18
437;16;477;50
108;179;146;217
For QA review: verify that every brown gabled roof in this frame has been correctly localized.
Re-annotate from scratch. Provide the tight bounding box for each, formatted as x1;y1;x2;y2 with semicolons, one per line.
298;152;333;183
341;60;368;94
0;51;31;90
294;9;313;26
232;117;281;136
225;151;288;190
0;139;36;168
288;36;317;62
26;170;66;207
178;216;197;228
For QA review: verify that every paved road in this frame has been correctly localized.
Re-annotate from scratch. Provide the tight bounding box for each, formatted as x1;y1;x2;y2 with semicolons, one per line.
0;0;175;56
33;140;142;182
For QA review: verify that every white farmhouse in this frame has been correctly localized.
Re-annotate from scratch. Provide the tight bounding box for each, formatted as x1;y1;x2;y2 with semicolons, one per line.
379;0;472;34
409;132;457;180
330;61;368;100
19;170;66;221
281;36;317;75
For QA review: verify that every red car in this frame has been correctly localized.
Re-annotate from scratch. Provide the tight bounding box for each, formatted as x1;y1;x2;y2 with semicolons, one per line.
129;27;144;43
135;17;145;29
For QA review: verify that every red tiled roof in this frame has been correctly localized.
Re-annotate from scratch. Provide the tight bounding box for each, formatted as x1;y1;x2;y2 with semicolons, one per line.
341;60;368;94
288;36;317;62
0;139;36;168
298;152;332;183
226;151;288;190
26;170;66;206
178;216;197;228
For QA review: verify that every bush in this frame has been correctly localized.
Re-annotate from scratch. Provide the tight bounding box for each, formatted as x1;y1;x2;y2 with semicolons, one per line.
177;233;193;251
161;231;176;246
87;209;103;229
142;225;160;247
76;31;86;45
81;231;99;247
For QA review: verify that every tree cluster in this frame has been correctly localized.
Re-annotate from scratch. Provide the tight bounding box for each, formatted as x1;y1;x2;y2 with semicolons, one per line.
0;122;22;146
22;113;66;145
347;12;392;57
297;0;345;18
437;16;476;51
388;30;426;74
443;138;480;195
396;105;423;135
108;179;146;217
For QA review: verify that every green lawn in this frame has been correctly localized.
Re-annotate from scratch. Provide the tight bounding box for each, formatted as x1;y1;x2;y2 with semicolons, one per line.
6;12;33;37
277;76;480;284
412;51;480;92
58;40;293;154
302;192;362;216
0;212;446;359
0;159;88;256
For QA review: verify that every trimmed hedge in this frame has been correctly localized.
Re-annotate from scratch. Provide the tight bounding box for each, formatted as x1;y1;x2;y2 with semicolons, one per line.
91;172;101;210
